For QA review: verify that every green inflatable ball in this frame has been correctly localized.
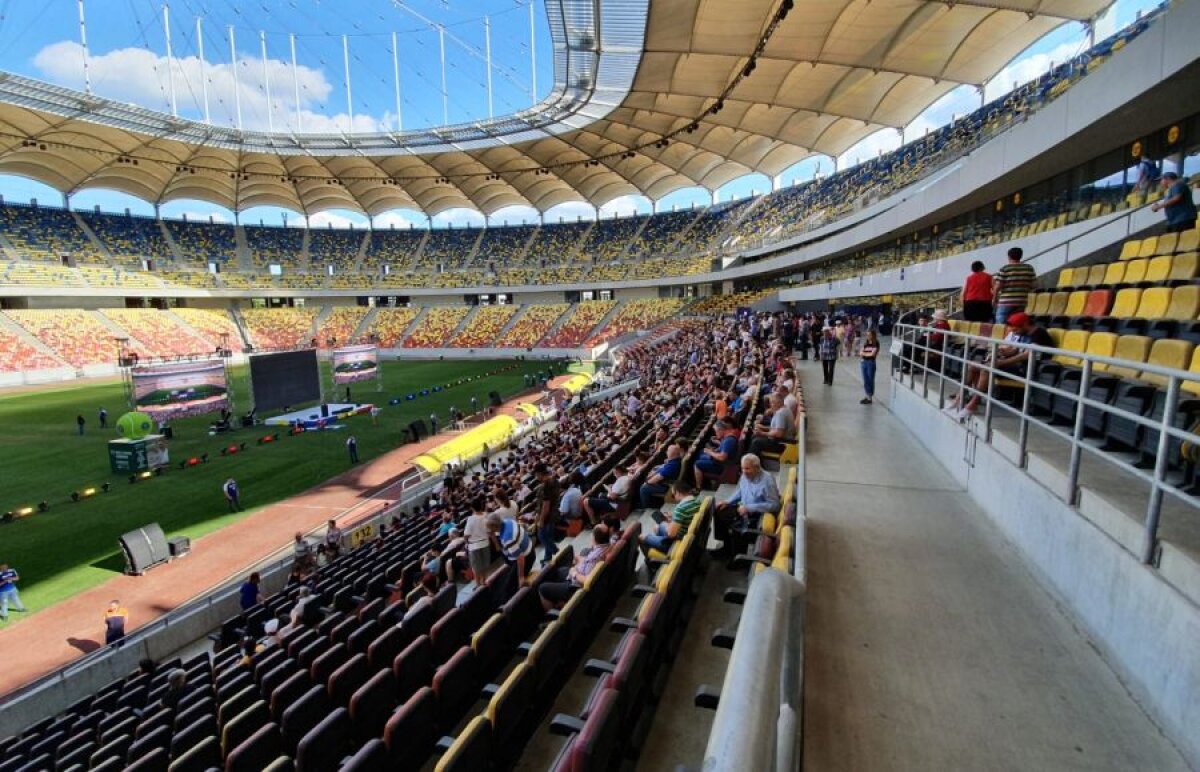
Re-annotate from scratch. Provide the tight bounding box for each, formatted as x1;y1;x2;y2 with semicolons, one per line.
116;411;155;440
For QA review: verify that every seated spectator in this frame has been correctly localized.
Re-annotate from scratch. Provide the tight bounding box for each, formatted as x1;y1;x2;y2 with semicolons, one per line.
324;520;343;558
693;421;738;488
639;480;702;560
943;312;1052;421
583;463;632;525
711;454;781;563
749;393;795;456
560;471;584;522
437;510;455;538
639;443;682;509
293;532;315;575
538;524;612;611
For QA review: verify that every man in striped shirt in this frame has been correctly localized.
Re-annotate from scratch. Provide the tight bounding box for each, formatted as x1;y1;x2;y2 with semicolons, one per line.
992;247;1037;325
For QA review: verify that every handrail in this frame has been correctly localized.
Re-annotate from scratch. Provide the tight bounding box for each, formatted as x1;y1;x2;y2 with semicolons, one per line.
897;205;1141;323
891;322;1200;563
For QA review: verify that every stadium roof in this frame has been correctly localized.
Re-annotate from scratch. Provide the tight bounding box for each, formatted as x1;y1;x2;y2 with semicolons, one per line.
0;0;1111;217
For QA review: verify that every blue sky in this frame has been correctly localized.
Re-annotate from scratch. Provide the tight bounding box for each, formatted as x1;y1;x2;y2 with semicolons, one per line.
0;0;1161;229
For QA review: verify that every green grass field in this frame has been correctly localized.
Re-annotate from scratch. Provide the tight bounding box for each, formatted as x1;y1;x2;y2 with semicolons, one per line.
0;358;560;620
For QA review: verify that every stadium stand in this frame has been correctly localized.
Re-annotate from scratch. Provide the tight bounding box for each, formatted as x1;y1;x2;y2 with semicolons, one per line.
494;304;569;348
1;262;88;287
163;219;237;270
309;229;366;273
523;221;592;266
688;289;777;316
100;309;214;358
625;210;697;257
676;200;751;255
584;298;687;345
172;308;246;352
402;306;470;348
362;228;426;273
0;328;64;372
0;204;106;265
316;306;370;348
245;225;305;270
240;308;319;349
420;229;481;270
578;216;642;264
447;305;518;348
5;310;139;367
364;307;420;348
541;301;617;347
80;213;172;268
474;226;537;269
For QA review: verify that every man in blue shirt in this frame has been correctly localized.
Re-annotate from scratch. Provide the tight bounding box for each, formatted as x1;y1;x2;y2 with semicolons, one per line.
1151;172;1197;233
710;453;781;562
639;444;682;509
0;564;26;620
693;421;738;489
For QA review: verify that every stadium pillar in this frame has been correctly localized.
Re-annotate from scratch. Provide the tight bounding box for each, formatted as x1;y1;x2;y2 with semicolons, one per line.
291;33;303;133
77;0;92;95
164;3;177;118
260;31;273;132
229;26;243;130
197;17;211;123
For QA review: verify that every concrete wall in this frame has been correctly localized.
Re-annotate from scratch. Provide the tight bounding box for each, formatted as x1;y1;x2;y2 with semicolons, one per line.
889;384;1200;765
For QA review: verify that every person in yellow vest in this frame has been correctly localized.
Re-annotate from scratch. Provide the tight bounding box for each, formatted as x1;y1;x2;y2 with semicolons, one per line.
104;600;129;645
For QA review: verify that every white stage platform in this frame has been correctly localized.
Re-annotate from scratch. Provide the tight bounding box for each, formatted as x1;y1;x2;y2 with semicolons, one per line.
263;402;373;429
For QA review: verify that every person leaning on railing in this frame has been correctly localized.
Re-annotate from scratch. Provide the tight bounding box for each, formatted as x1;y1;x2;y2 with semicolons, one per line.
942;312;1052;421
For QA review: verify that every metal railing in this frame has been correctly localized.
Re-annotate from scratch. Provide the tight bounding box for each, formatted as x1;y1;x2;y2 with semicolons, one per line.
703;416;807;771
891;322;1200;564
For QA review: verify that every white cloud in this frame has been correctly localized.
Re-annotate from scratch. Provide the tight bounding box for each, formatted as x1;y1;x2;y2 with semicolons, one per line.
544;201;598;222
177;209;229;224
837;128;903;169
598;195;649;218
372;211;426;230
309;210;368;229
33;41;389;134
432;207;485;229
489;205;540;226
984;39;1084;102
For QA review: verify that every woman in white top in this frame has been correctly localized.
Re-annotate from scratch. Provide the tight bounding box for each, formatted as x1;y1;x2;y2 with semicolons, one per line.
464;497;492;588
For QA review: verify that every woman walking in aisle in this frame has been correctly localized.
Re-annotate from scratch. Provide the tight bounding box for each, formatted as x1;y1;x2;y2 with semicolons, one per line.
859;330;880;404
819;326;839;385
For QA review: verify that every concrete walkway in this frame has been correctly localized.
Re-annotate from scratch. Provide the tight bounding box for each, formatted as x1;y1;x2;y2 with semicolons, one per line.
799;354;1188;771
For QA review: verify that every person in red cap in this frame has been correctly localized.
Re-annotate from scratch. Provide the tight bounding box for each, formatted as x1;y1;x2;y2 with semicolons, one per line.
943;312;1053;421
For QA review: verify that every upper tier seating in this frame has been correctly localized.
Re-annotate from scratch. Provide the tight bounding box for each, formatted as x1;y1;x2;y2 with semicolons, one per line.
474;226;537;269
402;307;470;348
317;307;370;348
447;305;518;348
689;289;777;316
363;229;426;272
6;310;142;367
542;301;616;347
420;230;480;270
81;213;172;267
241;308;318;349
626;210;697;257
495;304;569;348
172;308;246;352
309;230;366;272
1;262;87;287
523;221;592;265
579;216;642;264
0;328;65;372
245;226;304;269
0;204;106;264
584;298;687;346
101;309;214;358
164;219;237;269
365;307;420;348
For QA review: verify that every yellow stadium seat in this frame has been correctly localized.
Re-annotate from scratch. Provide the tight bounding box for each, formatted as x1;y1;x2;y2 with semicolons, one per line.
1064;291;1089;317
1108;288;1142;318
1056;268;1075;288
1164;285;1200;320
948;320;964;333
1122;258;1148;284
1155;232;1178;255
1084;264;1107;287
1177;229;1199;254
1118;240;1141;261
1169;252;1199;282
1133;287;1170;320
1053;330;1090;367
1029;293;1051;316
966;322;982;338
1106;336;1152;379
1085;332;1119;371
1145;256;1172;283
1100;262;1126;286
1183;348;1200;397
1046;292;1070;317
1138;339;1195;388
1047;328;1065;349
1136;237;1158;259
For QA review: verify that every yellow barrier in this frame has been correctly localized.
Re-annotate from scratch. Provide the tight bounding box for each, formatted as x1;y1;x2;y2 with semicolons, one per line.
516;403;540;416
410;414;521;475
560;373;593;394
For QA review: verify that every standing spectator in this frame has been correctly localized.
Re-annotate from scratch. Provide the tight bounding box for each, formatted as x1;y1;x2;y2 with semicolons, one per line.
819;327;839;385
487;512;534;588
239;572;263;611
1135;155;1160;192
345;385;352;403
293;532;315;574
992;248;1036;325
533;464;561;566
346;435;359;464
961;261;994;322
370;405;381;425
98;407;108;429
480;443;491;472
429;412;439;435
860;330;880;405
470;395;478;415
325;520;343;558
223;478;241;512
76;414;85;436
104;600;128;645
1151;171;1197;233
464;497;492;588
0;564;26;620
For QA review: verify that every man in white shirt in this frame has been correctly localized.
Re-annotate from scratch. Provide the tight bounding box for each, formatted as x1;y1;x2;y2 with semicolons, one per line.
583;462;632;525
749;393;796;456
